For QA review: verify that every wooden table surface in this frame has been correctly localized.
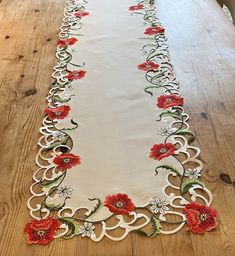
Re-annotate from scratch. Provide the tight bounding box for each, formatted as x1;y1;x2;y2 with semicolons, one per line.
0;0;235;255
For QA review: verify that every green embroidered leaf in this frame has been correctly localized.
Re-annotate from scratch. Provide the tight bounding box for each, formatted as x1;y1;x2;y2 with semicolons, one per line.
51;95;72;103
61;119;79;131
131;217;161;238
132;229;149;237
149;216;161;237
157;111;182;121
144;85;161;96
181;179;204;195
155;165;181;176
60;217;80;239
86;198;103;218
40;173;66;189
175;130;195;145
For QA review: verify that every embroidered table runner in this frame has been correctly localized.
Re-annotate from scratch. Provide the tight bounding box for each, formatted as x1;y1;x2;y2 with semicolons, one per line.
25;0;217;245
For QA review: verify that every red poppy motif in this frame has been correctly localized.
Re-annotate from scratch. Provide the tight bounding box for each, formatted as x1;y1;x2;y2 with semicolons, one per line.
183;202;217;234
57;37;78;47
53;153;81;169
44;105;70;120
74;11;90;18
149;143;176;160
104;193;135;215
157;94;184;109
137;61;160;71
128;4;144;11
24;217;60;245
66;70;87;80
144;26;165;35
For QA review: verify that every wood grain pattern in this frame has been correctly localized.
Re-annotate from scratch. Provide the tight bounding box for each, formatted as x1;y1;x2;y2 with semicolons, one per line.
0;0;234;255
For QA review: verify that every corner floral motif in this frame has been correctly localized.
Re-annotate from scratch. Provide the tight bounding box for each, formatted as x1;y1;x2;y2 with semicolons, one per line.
183;202;217;234
25;218;61;245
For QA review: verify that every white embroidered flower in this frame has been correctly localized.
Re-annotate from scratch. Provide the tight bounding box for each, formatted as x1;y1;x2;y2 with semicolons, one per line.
56;185;73;198
51;131;67;142
71;47;80;55
65;83;75;91
149;197;169;214
185;168;201;180
79;222;95;237
157;127;176;136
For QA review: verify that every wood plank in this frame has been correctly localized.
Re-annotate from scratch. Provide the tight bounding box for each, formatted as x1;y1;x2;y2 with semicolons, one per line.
0;0;234;255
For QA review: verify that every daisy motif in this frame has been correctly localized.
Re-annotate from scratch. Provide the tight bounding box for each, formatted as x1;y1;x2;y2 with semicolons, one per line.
185;168;201;180
56;185;73;198
79;222;95;237
149;197;169;214
51;131;67;143
157;127;176;136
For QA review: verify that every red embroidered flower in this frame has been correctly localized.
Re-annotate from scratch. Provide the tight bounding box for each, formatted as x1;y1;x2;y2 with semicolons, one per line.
183;202;217;234
137;61;160;71
157;95;184;109
66;70;87;80
24;217;60;245
128;4;144;11
144;26;165;35
104;193;135;215
149;143;176;160
74;11;90;18
58;37;78;47
44;105;70;120
53;153;81;169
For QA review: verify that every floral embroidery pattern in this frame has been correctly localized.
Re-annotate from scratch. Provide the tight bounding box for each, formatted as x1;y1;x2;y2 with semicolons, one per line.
74;11;90;18
104;193;136;215
24;218;61;245
149;143;176;160
79;222;95;237
53;153;81;169
56;185;73;198
149;197;169;214
26;0;216;244
183;203;217;234
66;70;87;80
58;37;78;47
185;168;201;180
128;4;144;11
44;105;70;120
157;94;184;109
144;26;165;35
137;61;160;71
